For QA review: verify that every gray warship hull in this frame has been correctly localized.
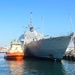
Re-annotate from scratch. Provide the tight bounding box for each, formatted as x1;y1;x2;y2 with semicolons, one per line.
25;33;73;60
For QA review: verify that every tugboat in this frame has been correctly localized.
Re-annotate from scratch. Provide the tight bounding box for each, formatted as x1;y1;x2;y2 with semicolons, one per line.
4;40;24;60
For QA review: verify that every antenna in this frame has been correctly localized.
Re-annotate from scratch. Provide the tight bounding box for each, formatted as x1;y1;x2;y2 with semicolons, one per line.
30;12;32;26
42;17;44;35
69;14;74;32
22;26;28;33
69;14;75;51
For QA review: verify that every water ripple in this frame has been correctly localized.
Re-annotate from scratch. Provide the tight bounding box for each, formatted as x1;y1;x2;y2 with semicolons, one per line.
0;53;75;75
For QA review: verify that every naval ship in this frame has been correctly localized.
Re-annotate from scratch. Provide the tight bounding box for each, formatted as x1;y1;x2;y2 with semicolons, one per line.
19;13;74;60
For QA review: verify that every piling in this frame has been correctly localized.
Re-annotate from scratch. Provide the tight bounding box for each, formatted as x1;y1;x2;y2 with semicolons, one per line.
63;54;75;61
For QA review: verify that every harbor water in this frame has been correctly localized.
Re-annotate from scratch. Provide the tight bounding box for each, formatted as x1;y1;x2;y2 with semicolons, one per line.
0;53;75;75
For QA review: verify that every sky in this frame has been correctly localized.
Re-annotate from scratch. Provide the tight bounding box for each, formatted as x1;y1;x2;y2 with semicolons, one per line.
0;0;75;47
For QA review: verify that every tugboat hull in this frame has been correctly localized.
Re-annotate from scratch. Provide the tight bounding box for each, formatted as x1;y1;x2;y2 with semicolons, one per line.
4;52;24;60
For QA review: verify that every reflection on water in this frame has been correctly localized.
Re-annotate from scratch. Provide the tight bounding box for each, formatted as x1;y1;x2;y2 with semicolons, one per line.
0;53;75;75
6;59;65;75
7;60;24;75
61;60;75;75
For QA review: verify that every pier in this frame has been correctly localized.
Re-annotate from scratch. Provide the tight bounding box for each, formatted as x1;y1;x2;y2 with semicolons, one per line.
63;37;75;61
0;46;9;53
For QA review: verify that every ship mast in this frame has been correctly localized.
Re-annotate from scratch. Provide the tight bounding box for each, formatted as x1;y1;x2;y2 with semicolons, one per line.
69;14;75;52
42;17;44;35
29;12;33;31
69;14;74;32
30;12;32;26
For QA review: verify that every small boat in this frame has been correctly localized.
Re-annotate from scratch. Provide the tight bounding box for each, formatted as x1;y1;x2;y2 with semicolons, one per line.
4;40;24;60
